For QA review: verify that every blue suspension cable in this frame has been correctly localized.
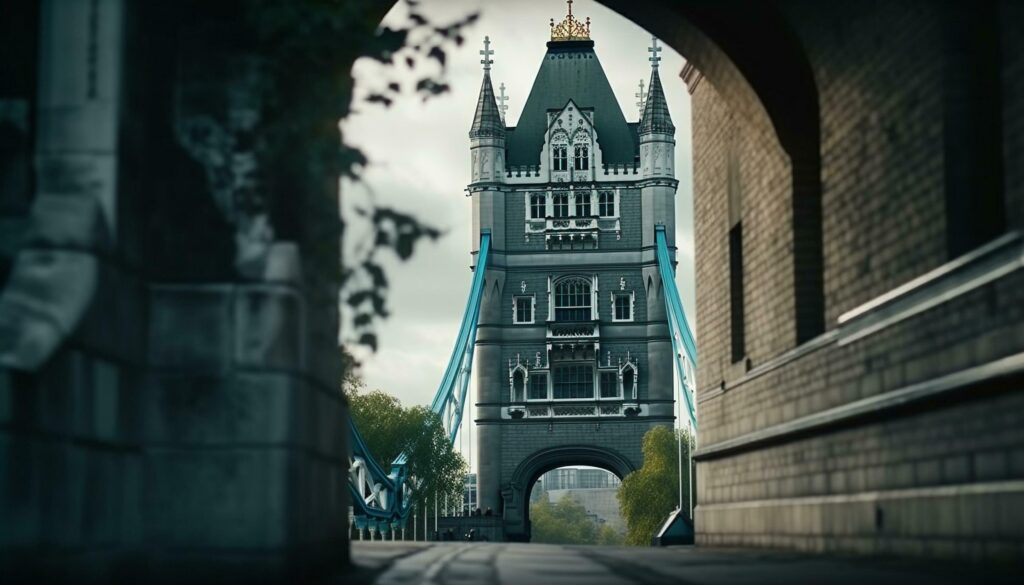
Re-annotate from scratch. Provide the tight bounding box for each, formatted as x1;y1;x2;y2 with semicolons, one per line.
349;233;491;524
655;226;698;429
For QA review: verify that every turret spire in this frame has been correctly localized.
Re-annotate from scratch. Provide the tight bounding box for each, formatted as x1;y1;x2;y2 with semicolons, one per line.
498;82;509;124
480;35;494;72
640;37;674;135
648;36;662;70
470;36;504;139
635;79;647;117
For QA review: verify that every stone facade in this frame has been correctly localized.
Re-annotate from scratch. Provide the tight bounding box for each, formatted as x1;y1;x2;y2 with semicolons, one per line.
2;1;1022;581
0;1;355;582
468;31;679;541
665;0;1024;560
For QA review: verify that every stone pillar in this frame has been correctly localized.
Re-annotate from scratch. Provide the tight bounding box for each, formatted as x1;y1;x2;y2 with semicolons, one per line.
474;265;505;513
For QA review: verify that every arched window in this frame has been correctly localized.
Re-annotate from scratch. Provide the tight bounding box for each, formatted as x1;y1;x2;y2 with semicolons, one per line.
512;370;526;402
574;144;589;170
554;277;591;322
553;145;568;171
509;362;528;402
621;364;637;400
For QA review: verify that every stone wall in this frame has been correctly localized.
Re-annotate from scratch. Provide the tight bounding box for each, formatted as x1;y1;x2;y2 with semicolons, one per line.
0;1;351;581
684;0;1024;560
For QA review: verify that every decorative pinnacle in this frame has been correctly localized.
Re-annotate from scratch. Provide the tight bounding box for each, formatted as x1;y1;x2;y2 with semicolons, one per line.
635;79;647;114
480;35;494;72
498;82;509;122
648;36;662;69
550;0;591;42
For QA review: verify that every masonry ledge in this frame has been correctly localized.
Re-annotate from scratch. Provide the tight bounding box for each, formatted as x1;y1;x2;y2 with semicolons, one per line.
693;350;1024;461
698;230;1024;403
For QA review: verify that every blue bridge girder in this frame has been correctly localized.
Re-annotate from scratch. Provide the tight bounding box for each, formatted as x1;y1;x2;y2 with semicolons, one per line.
348;232;492;529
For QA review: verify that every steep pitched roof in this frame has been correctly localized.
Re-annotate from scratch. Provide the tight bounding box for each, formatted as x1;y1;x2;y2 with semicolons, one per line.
639;67;674;135
469;73;505;139
507;40;635;165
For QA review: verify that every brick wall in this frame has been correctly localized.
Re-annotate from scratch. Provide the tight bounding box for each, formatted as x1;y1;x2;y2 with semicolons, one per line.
692;80;795;391
787;1;949;326
687;0;1024;559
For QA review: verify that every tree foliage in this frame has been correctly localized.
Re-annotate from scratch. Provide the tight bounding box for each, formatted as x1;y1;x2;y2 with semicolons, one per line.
346;378;466;514
235;0;478;353
617;426;695;546
530;492;623;546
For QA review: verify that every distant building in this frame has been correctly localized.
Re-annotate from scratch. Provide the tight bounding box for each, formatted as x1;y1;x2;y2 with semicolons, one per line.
468;2;678;541
531;468;624;531
462;473;478;514
536;467;622;492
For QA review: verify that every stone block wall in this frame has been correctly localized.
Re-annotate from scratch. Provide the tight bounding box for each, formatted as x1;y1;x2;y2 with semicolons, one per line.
0;1;350;581
685;0;1024;560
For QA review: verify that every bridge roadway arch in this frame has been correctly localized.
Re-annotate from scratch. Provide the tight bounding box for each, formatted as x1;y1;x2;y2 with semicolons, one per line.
501;445;637;542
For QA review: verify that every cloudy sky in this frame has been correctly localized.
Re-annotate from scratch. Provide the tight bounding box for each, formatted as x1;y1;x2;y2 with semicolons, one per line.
342;0;696;446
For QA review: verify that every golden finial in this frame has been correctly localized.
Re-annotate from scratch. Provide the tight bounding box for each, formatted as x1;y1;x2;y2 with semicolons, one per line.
550;0;591;42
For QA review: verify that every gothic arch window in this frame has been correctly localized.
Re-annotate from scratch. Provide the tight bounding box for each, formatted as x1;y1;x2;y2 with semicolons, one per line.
574;144;589;171
553;145;568;171
554;277;592;322
509;362;528;402
551;131;569;172
620;360;638;400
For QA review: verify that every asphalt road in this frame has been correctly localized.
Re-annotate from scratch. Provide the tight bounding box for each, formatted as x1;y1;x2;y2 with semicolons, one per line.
348;541;1021;585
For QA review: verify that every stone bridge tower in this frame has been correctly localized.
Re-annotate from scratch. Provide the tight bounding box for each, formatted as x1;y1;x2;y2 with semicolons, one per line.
469;5;679;541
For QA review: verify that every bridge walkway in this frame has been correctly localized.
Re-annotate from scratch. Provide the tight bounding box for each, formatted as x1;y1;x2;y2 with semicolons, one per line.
345;542;1019;585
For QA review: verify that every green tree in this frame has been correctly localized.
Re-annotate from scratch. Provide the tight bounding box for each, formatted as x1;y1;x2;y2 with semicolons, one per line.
617;426;695;546
597;524;625;546
347;384;466;518
530;492;623;545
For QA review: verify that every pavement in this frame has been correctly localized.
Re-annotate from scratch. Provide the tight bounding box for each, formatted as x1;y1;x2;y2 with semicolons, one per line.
348;541;1021;585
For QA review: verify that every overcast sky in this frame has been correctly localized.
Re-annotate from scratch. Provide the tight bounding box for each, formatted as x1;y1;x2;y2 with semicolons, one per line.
342;0;695;432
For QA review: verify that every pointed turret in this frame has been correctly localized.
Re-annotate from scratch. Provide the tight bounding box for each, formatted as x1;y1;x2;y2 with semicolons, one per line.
639;37;675;181
638;36;676;256
639;66;675;136
469;73;505;140
469;35;506;185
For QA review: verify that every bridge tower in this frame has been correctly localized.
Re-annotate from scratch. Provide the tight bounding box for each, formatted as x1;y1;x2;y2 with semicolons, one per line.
468;3;680;541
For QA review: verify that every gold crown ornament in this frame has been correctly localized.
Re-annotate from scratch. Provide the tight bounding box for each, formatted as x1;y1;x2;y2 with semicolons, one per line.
550;0;591;42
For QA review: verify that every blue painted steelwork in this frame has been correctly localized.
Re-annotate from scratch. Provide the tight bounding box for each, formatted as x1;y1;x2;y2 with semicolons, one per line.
349;233;492;525
655;225;698;429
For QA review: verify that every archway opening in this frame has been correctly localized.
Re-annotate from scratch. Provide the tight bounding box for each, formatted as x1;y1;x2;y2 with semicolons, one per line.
528;465;625;545
343;0;822;549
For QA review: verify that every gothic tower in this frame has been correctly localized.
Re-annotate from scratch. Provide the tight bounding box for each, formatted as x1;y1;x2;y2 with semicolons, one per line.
468;3;679;540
